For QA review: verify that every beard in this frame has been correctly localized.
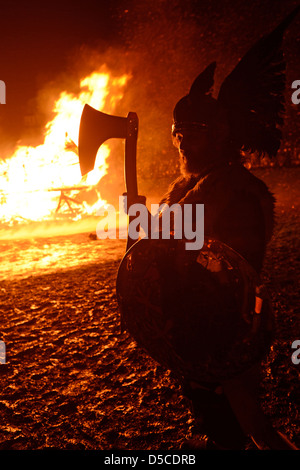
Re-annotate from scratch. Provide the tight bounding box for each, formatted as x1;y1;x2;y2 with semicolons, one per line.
179;151;210;177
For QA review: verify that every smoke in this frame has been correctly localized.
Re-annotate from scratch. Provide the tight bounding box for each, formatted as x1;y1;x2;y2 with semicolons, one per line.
65;1;225;202
23;0;297;207
1;0;298;213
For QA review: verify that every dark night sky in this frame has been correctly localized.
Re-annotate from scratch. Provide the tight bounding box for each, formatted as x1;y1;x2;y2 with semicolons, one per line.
0;0;299;157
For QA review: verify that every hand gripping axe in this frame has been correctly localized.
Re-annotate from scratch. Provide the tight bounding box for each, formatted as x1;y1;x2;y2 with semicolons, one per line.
78;104;139;251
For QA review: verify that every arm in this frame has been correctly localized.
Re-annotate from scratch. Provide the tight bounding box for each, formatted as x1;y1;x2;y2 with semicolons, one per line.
123;192;153;239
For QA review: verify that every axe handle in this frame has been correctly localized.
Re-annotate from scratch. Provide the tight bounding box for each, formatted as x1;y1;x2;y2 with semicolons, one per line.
125;112;139;251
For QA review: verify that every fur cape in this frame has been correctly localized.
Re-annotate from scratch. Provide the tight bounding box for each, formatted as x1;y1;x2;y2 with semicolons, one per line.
159;162;276;273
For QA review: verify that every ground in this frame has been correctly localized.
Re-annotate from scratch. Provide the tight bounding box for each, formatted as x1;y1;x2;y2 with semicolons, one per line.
0;167;299;450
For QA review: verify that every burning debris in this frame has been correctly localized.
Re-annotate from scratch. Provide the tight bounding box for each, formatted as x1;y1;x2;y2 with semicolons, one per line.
0;68;129;226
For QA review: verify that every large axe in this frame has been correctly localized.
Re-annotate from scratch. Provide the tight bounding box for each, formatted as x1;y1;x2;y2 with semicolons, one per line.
78;104;139;251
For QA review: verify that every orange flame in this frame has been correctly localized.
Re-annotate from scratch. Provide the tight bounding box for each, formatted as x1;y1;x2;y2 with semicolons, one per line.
0;68;129;226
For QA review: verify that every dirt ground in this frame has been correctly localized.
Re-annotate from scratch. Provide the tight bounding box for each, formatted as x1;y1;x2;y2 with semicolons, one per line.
0;167;299;450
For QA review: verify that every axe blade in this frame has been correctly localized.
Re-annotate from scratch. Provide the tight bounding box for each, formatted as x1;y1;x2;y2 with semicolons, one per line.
78;104;128;175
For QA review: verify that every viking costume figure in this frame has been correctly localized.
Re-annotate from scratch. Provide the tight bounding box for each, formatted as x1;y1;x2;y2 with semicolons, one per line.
117;7;299;450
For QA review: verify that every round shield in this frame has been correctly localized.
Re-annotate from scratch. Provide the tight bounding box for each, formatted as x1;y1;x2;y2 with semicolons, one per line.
116;237;273;383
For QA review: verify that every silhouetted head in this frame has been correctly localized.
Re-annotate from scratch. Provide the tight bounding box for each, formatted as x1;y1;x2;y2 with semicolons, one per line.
172;63;230;176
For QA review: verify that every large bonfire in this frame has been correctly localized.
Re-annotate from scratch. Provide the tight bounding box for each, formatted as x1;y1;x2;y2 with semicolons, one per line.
0;68;129;226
